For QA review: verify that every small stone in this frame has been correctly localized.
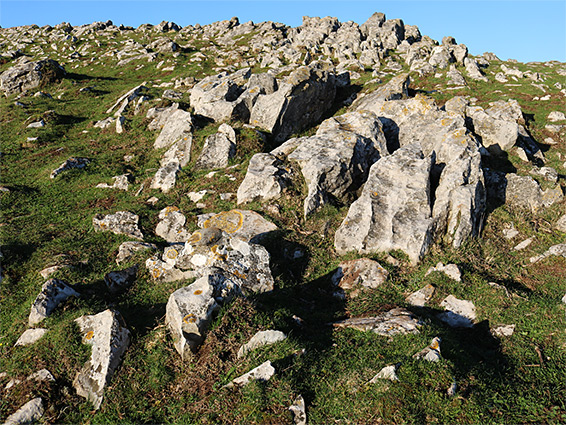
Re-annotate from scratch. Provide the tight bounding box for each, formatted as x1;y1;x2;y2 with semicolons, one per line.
447;381;458;397
406;284;435;307
188;190;207;203
502;224;519;240
27;369;55;382
331;258;389;298
146;196;159;205
425;262;461;282
548;111;566;122
438;295;476;328
514;237;533;251
237;330;287;358
104;266;137;294
492;324;515;337
369;364;399;383
50;157;90;179
333;308;421;336
220;192;233;201
15;328;48;346
414;337;442;362
555;215;566;233
224;360;275;388
27;120;45;128
289;395;307;425
116;241;157;264
3;398;44;425
39;264;71;279
29;279;79;326
93;211;143;240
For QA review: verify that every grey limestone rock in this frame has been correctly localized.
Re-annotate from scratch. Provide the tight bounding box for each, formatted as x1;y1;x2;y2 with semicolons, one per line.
28;278;79;326
0;57;65;96
153;108;193;150
369;364;399;383
96;174;131;191
466;105;519;153
334;144;433;264
428;45;454;69
15;328;48;346
413;337;442;362
197;209;278;243
289;395;307;425
195;123;236;169
425;262;461;282
529;243;566;263
333;307;422;336
353;73;410;110
331;258;389;298
73;309;131;409
116;241;157;264
3;398;44;425
464;57;488;82
50;157;90;178
224;360;275;388
438;295;476;328
155;206;190;243
236;153;291;204
237;330;287;358
93;211;144;240
406;284;435;307
104;266;137;294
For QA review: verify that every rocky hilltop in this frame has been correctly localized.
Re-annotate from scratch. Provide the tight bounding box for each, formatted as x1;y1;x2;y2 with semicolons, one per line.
1;13;565;424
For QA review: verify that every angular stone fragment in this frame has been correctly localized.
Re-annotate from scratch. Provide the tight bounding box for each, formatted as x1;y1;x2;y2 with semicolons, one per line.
145;256;197;283
414;337;442;362
195;123;236;169
224;360;275;388
464;57;488;81
369;364;399;383
529;243;566;263
3;397;44;425
332;307;422;336
334;144;433;264
29;278;79;326
504;174;544;213
237;330;287;358
15;328;48;346
116;241;157;264
50;157;90;178
353;73;410;110
438;295;476;328
73;309;130;409
331;258;389;298
104;266;137;295
236;153;290;204
199;209;277;243
153;109;193;149
96;174;131;191
93;211;143;240
492;324;515;337
425;262;461;282
466;106;519;152
406;284;435;307
155;206;190;243
289;395;307;425
166;276;221;360
555;215;566;233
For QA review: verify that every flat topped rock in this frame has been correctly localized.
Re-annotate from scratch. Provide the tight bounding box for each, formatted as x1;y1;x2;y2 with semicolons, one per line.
332;307;422;336
438;295;476;328
237;330;287;358
93;211;144;240
331;258;389;298
73;309;131;410
29;278;79;326
198;209;277;243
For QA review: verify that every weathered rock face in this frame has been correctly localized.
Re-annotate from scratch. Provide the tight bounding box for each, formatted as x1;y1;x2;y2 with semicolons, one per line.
93;211;144;240
335;144;433;264
29;278;79;326
466;106;519;152
155;206;190;243
0;57;65;96
331;258;389;298
333;307;422;336
195;123;236;169
353;73;410;110
198;209;278;243
73;309;131;409
249;62;336;142
236;153;291;204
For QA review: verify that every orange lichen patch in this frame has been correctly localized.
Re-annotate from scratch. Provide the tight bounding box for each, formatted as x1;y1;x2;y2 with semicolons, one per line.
430;339;440;350
187;231;203;244
203;210;243;234
231;269;247;280
194;289;203;295
166;249;178;259
152;268;162;279
183;314;197;324
85;331;94;340
210;244;227;261
164;206;180;217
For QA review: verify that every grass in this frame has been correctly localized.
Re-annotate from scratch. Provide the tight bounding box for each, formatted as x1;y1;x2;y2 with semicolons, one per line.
1;21;566;425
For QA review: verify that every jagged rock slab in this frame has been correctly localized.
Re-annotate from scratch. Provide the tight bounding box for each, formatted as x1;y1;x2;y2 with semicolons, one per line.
353;73;410;110
466;106;519;152
50;157;90;178
289;395;307;425
116;241;157;264
93;211;144;240
406;284;435;307
438;295;476;328
224;360;275;388
15;328;48;346
236;153;291;204
195;123;236;169
73;309;131;409
334;144;433;264
153;108;193;149
3;397;44;425
332;307;422;336
237;330;287;358
331;258;389;298
104;266;137;294
198;209;277;243
0;57;65;96
155;206;190;242
28;278;79;326
166;276;221;359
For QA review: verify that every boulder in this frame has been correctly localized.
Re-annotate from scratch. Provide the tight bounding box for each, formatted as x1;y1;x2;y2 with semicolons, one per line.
236;153;291;204
466;105;519;152
155;206;190;243
50;157;90;179
104;266;137;295
428;45;454;69
73;309;131;409
116;241;157;264
464;57;488;82
438;295;476;328
331;258;389;298
153;109;193;150
237;330;287;358
334;144;433;264
195;123;237;169
0;57;65;96
224;360;275;388
93;211;144;240
3;398;44;425
15;328;48;346
249;63;336;142
29;278;79;326
198;209;277;243
332;307;422;336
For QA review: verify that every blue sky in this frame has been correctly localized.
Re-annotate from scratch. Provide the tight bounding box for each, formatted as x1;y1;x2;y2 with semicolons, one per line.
1;1;565;63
